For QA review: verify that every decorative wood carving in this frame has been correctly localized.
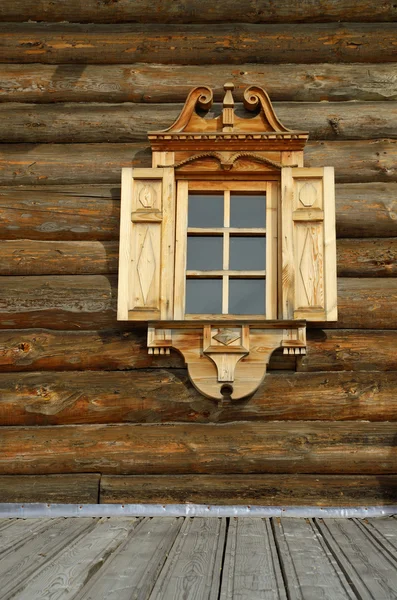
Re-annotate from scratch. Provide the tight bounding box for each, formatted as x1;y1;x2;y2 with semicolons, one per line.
117;82;337;401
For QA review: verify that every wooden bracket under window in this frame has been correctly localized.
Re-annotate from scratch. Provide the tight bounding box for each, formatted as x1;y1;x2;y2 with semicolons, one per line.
147;322;306;403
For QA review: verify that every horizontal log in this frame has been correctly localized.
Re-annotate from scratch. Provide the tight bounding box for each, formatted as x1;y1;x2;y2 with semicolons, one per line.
301;329;397;372
337;238;397;277
1;183;396;241
0;140;396;185
100;474;397;506
0;474;100;503
0;422;395;475
1;102;397;143
1;370;397;425
0;185;120;241
1;63;396;104
0;23;395;65
0;241;119;275
1;329;396;373
1;0;396;24
336;183;397;238
0;275;396;330
1;238;396;277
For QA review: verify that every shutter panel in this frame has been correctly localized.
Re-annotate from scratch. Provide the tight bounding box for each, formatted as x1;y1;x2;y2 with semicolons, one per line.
281;167;337;321
117;167;175;321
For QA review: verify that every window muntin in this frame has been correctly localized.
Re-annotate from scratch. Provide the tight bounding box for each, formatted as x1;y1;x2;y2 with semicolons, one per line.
177;182;276;319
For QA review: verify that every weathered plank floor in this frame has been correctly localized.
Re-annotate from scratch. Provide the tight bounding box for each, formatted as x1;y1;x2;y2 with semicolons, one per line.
0;517;396;599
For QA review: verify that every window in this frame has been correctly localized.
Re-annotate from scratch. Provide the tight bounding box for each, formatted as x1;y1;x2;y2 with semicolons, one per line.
117;83;337;401
175;182;277;319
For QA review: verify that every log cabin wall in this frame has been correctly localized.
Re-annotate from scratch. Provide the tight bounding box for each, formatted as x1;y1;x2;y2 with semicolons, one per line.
0;1;396;506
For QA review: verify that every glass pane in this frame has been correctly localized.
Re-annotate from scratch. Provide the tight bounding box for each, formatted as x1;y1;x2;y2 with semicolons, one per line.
230;194;266;228
229;237;266;271
185;279;222;314
229;279;266;315
187;236;223;270
188;194;223;228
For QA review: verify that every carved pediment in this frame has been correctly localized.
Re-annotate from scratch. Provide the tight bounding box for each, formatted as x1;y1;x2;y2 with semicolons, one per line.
149;82;309;151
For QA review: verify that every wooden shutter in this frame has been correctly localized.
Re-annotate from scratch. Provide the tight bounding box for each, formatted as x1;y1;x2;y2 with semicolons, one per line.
281;167;337;321
117;167;175;321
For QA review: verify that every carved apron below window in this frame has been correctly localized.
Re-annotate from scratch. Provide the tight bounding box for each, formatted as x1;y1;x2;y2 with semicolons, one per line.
118;83;337;402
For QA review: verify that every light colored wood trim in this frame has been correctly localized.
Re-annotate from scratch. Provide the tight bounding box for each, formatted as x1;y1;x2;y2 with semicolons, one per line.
131;167;165;179
266;181;278;319
222;275;229;314
281;167;295;319
174;180;188;319
224;190;230;228
184;314;268;321
323;166;338;321
188;181;272;191
186;270;266;277
160;167;175;319
117;167;133;320
187;227;266;235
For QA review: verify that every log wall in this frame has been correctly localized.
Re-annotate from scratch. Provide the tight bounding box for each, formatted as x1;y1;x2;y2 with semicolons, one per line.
0;0;396;506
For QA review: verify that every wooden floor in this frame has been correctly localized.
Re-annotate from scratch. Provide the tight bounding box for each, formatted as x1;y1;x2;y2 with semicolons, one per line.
0;516;396;599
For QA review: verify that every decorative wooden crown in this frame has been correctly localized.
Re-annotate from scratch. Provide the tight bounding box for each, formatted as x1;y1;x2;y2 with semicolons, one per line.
148;82;309;151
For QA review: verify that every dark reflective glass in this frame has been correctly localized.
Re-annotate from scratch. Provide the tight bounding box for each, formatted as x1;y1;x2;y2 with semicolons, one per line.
230;194;266;228
229;237;266;271
187;236;223;270
185;279;222;314
188;194;223;228
229;279;266;314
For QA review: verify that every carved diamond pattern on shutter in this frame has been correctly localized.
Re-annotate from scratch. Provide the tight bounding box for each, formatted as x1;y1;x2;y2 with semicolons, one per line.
137;228;156;305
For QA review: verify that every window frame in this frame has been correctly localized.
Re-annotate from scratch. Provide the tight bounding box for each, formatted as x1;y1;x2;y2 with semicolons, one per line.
174;179;278;320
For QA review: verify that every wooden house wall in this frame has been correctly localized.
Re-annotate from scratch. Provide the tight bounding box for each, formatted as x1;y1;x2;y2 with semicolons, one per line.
0;1;396;505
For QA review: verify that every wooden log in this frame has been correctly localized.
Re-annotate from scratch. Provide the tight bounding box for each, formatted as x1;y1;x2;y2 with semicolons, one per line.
1;23;396;65
1;370;397;425
0;141;396;185
100;474;397;506
0;185;120;241
1;102;396;143
1;183;396;241
0;328;182;371
0;240;119;275
0;474;100;503
1;238;396;277
0;422;395;475
0;275;396;330
1;0;396;24
1;63;395;104
337;238;397;277
300;329;397;372
1;329;396;373
336;183;397;238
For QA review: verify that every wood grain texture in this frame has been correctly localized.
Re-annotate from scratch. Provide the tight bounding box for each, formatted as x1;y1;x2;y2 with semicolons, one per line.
1;183;396;241
1;102;396;143
0;185;120;241
0;422;395;475
0;328;181;371
100;474;397;505
337;238;397;277
1;23;396;65
1;0;396;23
273;518;355;600
0;275;396;330
1;369;397;425
0;474;100;503
0;141;396;185
1;63;396;103
1;329;396;372
0;240;119;275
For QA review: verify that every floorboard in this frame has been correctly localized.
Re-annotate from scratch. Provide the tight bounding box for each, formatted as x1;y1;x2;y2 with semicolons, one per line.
0;516;396;600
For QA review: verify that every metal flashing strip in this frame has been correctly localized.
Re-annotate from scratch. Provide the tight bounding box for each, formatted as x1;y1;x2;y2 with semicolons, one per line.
0;503;396;518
